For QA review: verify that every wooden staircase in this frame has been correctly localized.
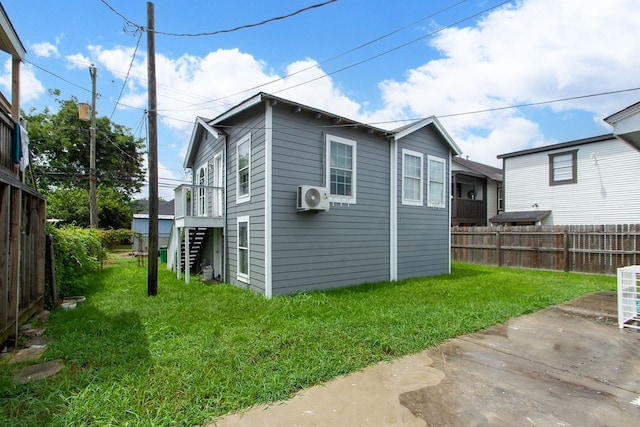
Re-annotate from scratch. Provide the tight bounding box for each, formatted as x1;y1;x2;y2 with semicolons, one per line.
181;228;207;272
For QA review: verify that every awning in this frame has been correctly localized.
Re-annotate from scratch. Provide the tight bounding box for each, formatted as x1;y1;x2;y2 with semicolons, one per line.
489;210;551;224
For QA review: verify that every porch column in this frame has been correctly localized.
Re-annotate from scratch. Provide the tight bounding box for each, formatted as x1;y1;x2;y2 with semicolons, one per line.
185;227;190;284
176;228;182;280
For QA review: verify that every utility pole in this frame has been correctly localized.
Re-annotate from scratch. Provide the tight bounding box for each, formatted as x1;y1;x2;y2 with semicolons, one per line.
89;64;98;228
147;1;159;296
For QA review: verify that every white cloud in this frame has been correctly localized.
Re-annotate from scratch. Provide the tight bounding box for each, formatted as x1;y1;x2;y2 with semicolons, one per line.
0;60;45;106
66;0;640;174
31;42;58;58
378;0;640;161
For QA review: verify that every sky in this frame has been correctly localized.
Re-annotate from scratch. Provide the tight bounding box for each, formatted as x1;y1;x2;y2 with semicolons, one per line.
2;0;639;200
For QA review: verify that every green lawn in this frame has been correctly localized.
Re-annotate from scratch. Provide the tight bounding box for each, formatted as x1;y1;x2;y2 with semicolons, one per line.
0;258;615;426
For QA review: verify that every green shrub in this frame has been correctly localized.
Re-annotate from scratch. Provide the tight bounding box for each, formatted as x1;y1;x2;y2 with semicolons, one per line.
96;228;135;249
47;225;108;298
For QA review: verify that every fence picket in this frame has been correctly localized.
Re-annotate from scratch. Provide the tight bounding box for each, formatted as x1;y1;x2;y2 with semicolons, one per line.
451;224;640;275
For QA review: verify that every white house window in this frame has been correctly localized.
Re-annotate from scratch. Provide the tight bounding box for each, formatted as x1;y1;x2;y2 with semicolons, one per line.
237;216;250;283
549;150;577;186
497;187;504;211
197;165;207;216
402;149;423;206
237;134;251;203
427;155;446;208
326;134;356;203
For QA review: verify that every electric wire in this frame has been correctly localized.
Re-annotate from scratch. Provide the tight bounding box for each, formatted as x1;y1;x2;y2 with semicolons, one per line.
109;29;144;120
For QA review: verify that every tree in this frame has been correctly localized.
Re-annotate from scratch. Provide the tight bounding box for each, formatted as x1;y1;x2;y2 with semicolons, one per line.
24;92;146;197
46;185;134;229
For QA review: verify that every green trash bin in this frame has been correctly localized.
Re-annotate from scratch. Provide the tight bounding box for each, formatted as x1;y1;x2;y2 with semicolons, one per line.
159;246;167;263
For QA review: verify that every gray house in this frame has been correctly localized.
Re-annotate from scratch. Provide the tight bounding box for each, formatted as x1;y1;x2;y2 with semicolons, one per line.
167;92;461;296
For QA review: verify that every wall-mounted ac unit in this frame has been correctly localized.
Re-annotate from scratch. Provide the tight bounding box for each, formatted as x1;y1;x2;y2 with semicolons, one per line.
297;185;330;212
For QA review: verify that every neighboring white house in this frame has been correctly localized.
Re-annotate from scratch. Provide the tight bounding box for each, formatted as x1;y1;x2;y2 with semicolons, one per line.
493;133;640;226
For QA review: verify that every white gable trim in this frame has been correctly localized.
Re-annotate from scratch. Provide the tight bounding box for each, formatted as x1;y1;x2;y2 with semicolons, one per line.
394;116;462;155
183;117;221;169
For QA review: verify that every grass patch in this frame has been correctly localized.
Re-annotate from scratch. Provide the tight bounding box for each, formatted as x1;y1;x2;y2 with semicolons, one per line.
0;259;615;426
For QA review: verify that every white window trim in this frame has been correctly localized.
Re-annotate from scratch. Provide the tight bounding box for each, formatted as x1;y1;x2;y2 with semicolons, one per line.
237;216;250;283
427;155;446;208
196;164;208;217
401;148;424;206
236;133;251;204
325;134;357;204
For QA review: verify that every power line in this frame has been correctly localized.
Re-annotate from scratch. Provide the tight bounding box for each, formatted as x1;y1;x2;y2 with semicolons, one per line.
166;0;472;112
110;29;144;120
155;1;338;37
99;0;338;37
435;86;640;119
271;0;513;97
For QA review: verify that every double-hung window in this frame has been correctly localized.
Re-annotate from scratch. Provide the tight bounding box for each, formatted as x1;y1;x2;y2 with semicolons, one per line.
196;165;207;216
326;134;357;203
237;216;249;283
549;150;577;186
402;149;423;206
427;155;446;208
236;134;251;203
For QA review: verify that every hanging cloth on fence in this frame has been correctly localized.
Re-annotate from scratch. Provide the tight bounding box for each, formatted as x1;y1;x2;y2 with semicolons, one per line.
19;122;29;171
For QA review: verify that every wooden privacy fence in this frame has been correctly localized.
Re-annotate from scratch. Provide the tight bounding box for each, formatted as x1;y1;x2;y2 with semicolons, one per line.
451;224;640;275
1;171;46;344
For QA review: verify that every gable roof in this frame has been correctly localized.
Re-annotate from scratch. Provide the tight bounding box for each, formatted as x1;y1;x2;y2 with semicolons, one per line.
393;116;462;155
452;157;502;181
497;134;614;159
183;117;226;169
184;92;462;169
603;101;640;150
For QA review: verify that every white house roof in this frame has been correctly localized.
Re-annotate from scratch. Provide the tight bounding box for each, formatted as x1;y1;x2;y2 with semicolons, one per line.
603;101;640;150
497;134;614;159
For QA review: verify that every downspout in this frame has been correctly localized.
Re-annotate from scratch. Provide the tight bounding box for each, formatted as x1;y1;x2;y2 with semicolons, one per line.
222;139;227;285
448;151;452;274
390;136;397;281
264;102;273;298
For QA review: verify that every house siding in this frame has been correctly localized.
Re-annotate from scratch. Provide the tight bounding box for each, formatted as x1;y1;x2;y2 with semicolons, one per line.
503;137;640;225
224;108;267;294
269;104;391;295
396;127;451;279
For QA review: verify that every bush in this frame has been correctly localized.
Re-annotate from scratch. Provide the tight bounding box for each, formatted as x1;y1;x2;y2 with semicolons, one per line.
96;228;135;249
47;225;108;298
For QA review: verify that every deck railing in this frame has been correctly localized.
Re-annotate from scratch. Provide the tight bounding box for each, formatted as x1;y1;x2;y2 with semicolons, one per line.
0;109;15;172
174;184;224;219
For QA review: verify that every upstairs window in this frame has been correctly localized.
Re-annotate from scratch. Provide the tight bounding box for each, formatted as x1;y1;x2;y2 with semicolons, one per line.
237;134;251;203
326;134;356;203
402;149;423;206
427;155;446;208
197;165;207;216
549;150;577;186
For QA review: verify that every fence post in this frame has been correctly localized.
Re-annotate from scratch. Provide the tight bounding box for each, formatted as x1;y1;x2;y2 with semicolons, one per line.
563;229;569;272
496;230;501;267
